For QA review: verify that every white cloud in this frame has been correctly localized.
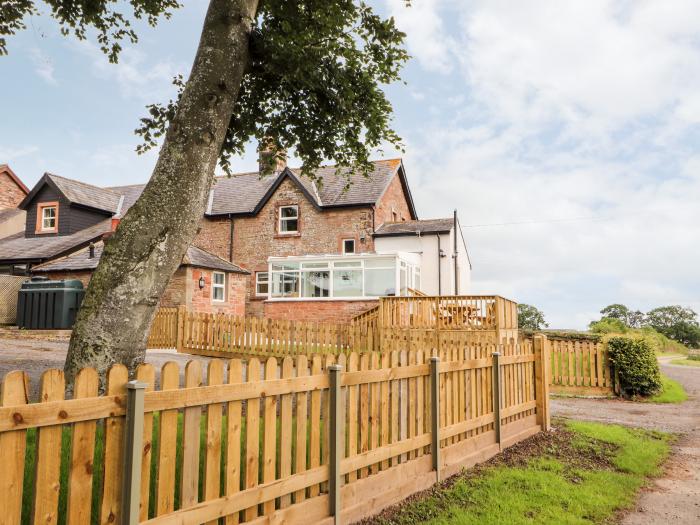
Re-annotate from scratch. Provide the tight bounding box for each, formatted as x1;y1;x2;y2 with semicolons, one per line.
72;40;184;102
389;0;700;328
386;0;458;73
0;145;39;160
29;48;57;85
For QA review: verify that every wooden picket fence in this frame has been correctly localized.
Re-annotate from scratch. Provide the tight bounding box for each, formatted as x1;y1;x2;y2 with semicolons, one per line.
0;338;549;525
146;296;518;358
548;337;618;396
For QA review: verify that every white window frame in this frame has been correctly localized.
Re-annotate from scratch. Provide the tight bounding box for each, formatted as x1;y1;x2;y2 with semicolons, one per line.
267;254;419;301
278;205;299;234
255;271;269;297
41;205;57;231
212;271;226;302
342;238;355;254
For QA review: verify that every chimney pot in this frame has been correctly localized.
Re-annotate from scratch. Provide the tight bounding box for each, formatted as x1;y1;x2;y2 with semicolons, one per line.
258;139;287;174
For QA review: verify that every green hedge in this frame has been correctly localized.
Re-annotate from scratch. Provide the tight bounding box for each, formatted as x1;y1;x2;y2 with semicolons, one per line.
607;337;662;397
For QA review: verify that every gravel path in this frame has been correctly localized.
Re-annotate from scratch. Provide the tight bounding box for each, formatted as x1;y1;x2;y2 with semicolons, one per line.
552;357;699;525
0;337;216;400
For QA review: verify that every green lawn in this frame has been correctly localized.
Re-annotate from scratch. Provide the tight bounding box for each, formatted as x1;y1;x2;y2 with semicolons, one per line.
371;421;671;525
645;375;688;404
670;357;700;368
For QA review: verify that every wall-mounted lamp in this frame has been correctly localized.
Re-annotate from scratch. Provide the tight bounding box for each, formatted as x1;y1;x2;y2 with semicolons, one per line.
198;275;206;289
359;231;366;243
439;248;446;258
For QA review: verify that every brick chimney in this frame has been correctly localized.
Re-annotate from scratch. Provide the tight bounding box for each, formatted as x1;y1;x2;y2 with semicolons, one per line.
258;139;287;174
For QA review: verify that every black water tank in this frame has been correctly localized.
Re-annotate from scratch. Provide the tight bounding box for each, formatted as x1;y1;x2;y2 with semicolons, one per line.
16;278;85;329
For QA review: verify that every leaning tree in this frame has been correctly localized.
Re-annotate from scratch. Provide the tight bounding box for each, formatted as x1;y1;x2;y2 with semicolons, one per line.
3;0;408;383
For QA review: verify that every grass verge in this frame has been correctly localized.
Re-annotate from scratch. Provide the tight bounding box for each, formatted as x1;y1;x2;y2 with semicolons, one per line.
645;374;688;404
365;420;671;525
670;357;700;368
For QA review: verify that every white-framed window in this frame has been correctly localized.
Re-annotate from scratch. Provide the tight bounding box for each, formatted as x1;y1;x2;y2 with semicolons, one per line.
278;205;299;234
212;271;226;302
42;206;57;230
268;255;414;300
342;239;355;254
36;202;58;233
255;271;269;296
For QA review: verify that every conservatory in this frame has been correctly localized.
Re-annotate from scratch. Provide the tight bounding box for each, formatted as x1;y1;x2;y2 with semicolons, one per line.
266;252;422;300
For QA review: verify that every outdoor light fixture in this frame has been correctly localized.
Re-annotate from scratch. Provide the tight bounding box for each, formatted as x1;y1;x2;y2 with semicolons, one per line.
198;275;206;289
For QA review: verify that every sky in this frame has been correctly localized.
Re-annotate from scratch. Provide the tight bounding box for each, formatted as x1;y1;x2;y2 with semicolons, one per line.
2;0;700;329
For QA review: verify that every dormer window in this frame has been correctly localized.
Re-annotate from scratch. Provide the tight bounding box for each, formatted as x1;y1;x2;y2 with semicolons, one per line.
279;205;299;234
36;202;58;233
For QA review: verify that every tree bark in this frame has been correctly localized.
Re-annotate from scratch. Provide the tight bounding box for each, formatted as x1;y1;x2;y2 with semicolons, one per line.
64;0;260;385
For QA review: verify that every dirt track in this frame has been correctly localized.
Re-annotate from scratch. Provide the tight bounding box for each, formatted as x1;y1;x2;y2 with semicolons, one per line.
552;357;699;525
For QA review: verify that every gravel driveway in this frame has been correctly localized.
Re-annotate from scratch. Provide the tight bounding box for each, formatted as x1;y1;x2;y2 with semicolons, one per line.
0;336;218;400
552;357;699;525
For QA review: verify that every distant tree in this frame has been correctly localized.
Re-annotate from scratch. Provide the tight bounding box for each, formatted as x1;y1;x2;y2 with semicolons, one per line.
645;306;700;347
627;309;645;328
517;304;548;331
600;304;630;322
589;317;628;334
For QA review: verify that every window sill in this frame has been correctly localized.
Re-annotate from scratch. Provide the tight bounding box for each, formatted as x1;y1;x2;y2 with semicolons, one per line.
34;230;58;235
274;233;301;239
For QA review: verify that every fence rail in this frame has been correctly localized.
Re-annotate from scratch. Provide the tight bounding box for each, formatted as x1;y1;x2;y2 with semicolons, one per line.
0;338;549;525
547;337;617;396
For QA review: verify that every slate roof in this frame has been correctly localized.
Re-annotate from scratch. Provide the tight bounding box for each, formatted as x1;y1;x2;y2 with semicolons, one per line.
18;159;414;219
33;241;249;274
46;174;122;213
373;218;455;237
0;220;111;263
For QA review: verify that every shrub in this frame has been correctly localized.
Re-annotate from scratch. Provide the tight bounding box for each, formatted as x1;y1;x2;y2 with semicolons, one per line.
607;337;662;397
589;318;628;334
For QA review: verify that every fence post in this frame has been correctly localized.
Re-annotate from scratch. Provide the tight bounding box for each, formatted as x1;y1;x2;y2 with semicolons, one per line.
429;356;441;481
176;305;186;353
533;335;551;431
328;364;343;524
121;380;147;525
492;351;502;448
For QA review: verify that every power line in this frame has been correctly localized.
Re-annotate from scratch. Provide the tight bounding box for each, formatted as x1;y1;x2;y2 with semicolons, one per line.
460;212;642;229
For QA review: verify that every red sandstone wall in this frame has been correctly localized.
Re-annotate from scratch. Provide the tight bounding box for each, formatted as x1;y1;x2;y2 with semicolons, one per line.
375;172;413;227
189;268;247;316
264;299;378;322
0;171;27;210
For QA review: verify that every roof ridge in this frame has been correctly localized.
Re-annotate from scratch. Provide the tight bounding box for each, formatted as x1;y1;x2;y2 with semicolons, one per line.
47;172;122;195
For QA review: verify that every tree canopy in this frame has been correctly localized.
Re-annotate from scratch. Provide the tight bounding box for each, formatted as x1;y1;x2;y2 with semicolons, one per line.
517;303;548;331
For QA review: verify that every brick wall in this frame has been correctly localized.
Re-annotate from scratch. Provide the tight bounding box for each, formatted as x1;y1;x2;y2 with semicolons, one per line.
264;299;378;322
189;268;247;316
33;270;93;288
375;172;413;227
0;171;27;210
37;266;247;316
195;178;377;314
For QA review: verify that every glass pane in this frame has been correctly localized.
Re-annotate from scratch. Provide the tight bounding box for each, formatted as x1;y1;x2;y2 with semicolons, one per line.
271;263;299;271
364;268;395;297
257;282;269;295
213;273;225;285
301;262;329;269
257;272;269;282
281;206;298;218
281;218;298;232
414;268;421;291
333;260;361;268
271;271;299;298
343;240;355;254
364;258;395;269
213;287;224;301
301;270;330;297
333;269;362;297
399;266;407;296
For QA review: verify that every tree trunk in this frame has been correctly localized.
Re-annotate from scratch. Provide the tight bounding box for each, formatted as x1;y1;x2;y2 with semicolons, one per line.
64;0;260;385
